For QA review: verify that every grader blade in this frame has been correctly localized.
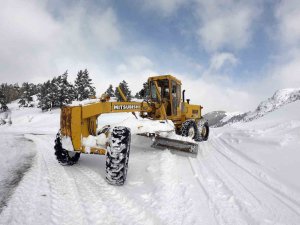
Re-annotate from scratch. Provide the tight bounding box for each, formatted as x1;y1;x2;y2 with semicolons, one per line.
137;132;199;154
152;136;199;154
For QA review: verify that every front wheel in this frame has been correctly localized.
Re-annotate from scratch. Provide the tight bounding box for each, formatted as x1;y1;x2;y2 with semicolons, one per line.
54;132;81;165
106;126;131;186
180;119;199;140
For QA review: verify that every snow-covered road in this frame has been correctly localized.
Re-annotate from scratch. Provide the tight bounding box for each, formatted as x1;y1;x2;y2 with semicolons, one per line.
0;101;300;225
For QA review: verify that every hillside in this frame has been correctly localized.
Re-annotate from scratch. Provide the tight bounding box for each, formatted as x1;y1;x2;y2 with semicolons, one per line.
204;88;300;127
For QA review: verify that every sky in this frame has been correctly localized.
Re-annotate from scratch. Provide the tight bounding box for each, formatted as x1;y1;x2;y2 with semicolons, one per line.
1;0;300;112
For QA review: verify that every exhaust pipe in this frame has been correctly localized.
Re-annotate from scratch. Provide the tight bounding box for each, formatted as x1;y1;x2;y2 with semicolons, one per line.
182;90;185;102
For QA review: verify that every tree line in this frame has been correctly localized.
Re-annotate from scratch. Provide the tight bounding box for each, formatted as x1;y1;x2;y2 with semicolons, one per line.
0;70;149;112
0;69;95;111
103;81;149;101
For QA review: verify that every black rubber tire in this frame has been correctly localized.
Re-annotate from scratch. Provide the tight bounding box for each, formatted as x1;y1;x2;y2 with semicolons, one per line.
198;121;209;141
54;132;80;166
106;126;131;186
180;119;200;140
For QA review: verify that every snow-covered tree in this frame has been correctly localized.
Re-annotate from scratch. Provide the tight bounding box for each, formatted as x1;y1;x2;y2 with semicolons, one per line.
0;83;21;103
115;80;132;101
38;80;52;110
18;82;35;107
74;69;96;101
0;89;8;111
37;72;75;110
105;84;115;97
55;71;75;107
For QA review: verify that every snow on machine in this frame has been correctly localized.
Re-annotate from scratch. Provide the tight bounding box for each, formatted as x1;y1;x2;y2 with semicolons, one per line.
54;75;209;185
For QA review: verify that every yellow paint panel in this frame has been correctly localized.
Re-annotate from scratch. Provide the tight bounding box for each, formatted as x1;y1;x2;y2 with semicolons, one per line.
148;74;182;85
71;106;82;151
82;102;111;119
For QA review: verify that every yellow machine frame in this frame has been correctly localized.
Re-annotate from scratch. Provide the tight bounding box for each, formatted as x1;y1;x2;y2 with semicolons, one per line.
60;75;203;155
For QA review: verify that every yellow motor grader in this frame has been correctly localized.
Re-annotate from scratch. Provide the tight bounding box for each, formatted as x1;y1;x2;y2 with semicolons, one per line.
54;75;209;185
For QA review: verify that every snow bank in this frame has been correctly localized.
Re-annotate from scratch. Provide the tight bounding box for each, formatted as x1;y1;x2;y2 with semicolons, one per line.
0;134;35;212
0;100;60;134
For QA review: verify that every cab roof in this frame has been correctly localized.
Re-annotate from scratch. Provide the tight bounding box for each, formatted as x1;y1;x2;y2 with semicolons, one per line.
147;75;182;85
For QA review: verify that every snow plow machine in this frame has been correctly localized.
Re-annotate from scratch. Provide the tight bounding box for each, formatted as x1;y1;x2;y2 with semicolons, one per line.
54;75;209;185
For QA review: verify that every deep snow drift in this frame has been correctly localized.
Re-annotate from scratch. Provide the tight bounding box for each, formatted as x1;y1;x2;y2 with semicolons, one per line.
0;93;300;225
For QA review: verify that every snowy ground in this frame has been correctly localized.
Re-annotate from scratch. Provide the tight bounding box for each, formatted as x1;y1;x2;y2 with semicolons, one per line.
0;100;300;225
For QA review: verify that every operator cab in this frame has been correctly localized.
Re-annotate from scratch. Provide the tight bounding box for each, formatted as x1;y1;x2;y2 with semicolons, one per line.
148;75;181;117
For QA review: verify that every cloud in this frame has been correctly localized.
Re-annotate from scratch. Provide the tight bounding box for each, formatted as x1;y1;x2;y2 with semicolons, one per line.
105;55;156;94
0;0;121;83
208;52;238;72
174;73;257;112
266;47;300;90
137;0;186;16
275;0;300;47
195;0;261;52
0;0;61;82
266;0;300;89
2;0;299;114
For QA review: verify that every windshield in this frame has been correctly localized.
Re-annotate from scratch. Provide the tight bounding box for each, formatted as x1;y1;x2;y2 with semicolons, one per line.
150;79;170;101
150;82;157;100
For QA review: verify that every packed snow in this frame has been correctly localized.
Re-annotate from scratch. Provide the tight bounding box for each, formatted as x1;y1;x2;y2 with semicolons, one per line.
0;90;300;225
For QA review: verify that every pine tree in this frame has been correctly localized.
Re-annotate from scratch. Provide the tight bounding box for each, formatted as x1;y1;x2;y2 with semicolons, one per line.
136;82;149;99
115;80;132;101
74;69;96;101
55;71;75;107
0;83;21;103
0;89;8;111
38;80;52;110
105;84;115;97
19;82;35;107
134;92;141;99
12;83;21;101
37;72;74;110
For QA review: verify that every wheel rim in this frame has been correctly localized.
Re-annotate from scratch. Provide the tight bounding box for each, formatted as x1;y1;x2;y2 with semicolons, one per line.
188;127;195;138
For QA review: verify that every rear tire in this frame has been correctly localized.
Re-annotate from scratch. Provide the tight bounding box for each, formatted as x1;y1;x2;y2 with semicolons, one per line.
197;121;209;141
106;126;131;186
54;132;80;165
181;119;210;142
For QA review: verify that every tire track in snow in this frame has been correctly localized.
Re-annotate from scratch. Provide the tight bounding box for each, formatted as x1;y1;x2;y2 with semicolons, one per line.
37;134;161;225
209;133;300;223
69;165;160;225
27;134;89;225
0;136;35;214
0;136;51;225
214;136;300;212
190;141;256;225
149;150;197;225
201;141;270;224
